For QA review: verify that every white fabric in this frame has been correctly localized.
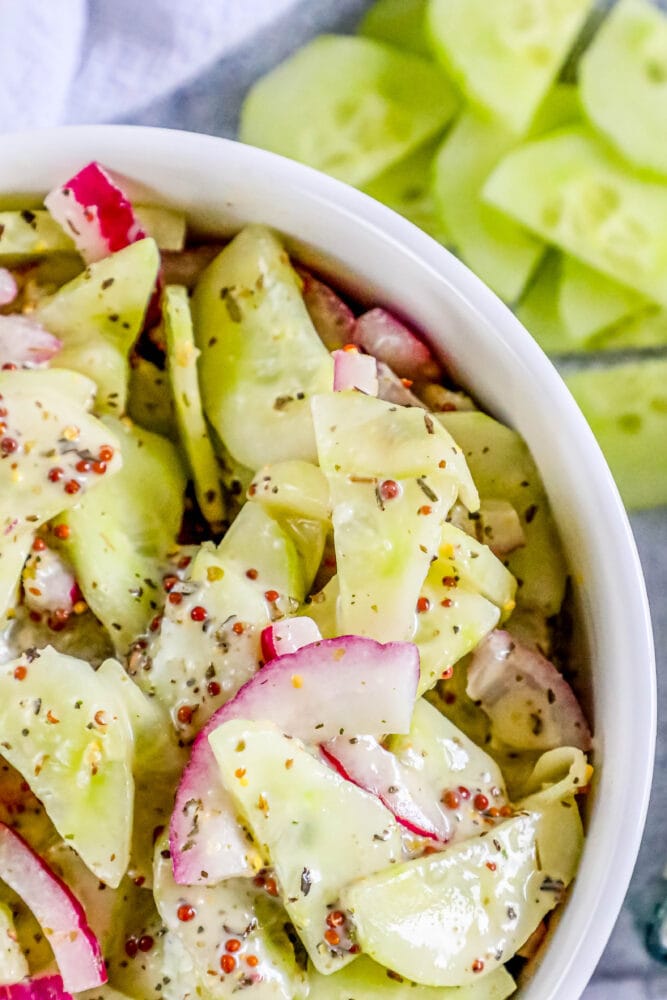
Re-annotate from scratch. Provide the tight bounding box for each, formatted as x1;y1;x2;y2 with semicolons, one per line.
0;0;299;132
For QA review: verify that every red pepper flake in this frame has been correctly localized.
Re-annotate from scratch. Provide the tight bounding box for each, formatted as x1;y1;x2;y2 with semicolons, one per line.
418;504;432;516
444;691;457;705
48;467;64;483
1;364;17;371
92;460;107;475
245;955;259;968
472;959;484;973
440;597;453;608
248;484;257;497
246;568;258;580
264;876;278;897
458;786;471;800
178;555;192;570
94;710;107;728
190;605;207;622
168;592;183;605
499;805;513;817
64;480;80;495
207;680;221;697
486;861;497;872
133;875;146;887
473;794;489;812
232;621;245;635
324;929;340;947
441;666;453;680
225;939;241;953
416;596;430;613
326;911;346;928
342;343;358;353
98;445;114;463
75;459;92;473
401;378;413;388
162;575;178;592
264;589;279;603
379;479;401;501
177;904;196;922
13;665;27;681
149;614;162;632
124;937;138;958
442;789;460;810
177;705;194;725
32;537;47;552
442;576;457;588
53;523;70;540
0;437;17;454
138;935;154;952
46;710;60;724
221;954;236;974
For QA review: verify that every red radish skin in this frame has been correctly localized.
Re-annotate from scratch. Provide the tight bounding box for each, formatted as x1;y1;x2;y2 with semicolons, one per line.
0;269;17;307
0;823;106;992
467;630;593;752
376;361;423;408
0;976;74;1000
45;162;145;265
353;308;442;382
297;267;356;351
332;348;379;395
170;636;419;885
260;616;322;662
0;316;62;368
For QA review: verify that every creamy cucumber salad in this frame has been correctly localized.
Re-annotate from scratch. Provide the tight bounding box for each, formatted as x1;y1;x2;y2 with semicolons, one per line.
0;163;592;999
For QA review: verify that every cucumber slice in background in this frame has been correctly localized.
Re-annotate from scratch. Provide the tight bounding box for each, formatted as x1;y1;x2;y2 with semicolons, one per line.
0;646;134;886
439;411;567;615
558;255;649;344
580;0;667;177
340;804;582;988
529;83;582;136
362;137;451;246
427;0;594;135
0;210;73;263
307;955;516;999
0;901;28;985
209;719;403;976
56;416;186;652
34;238;160;413
483;126;667;308
192;225;333;469
515;251;571;354
432;110;544;303
127;356;177;439
592;305;667;351
240;35;458;187
164;284;226;531
134;206;186;251
358;0;430;57
565;358;667;508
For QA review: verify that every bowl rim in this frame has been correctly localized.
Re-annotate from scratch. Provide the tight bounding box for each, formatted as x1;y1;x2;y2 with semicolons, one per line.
0;124;657;999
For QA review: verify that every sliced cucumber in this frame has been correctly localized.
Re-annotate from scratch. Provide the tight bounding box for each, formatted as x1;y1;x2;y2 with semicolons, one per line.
341;805;582;987
516;251;571;354
0;646;134;886
102;880;167;999
0;901;28;985
580;0;667;177
192;225;332;469
484;126;667;308
439;411;567;615
35;238;160;412
529;83;581;136
209;719;403;975
56;416;185;652
221;501;306;605
558;256;648;344
154;834;306;999
362;137;450;246
432;110;544;303
307;954;515;999
593;305;667;351
134;205;186;251
164;284;225;531
240;35;458;186
427;0;594;135
127;357;176;439
439;522;516;612
565;358;667;508
0;532;32;624
358;0;430;57
248;460;330;523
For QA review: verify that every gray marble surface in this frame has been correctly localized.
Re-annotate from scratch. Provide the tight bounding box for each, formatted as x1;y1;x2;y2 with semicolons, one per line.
118;1;667;995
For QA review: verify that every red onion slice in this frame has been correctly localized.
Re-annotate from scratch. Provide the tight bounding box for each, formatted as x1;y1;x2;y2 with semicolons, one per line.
298;267;356;351
0;315;61;368
332;348;378;395
260;616;322;662
0;976;73;999
0;269;17;307
353;307;441;382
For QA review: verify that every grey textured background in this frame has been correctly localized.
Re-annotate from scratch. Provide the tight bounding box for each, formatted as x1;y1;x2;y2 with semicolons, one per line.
120;1;667;995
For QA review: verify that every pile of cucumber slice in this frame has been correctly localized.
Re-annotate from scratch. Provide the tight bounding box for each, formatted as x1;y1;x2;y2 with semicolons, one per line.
240;0;667;509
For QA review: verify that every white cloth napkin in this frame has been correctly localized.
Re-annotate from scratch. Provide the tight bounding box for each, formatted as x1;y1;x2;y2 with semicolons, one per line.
0;0;299;132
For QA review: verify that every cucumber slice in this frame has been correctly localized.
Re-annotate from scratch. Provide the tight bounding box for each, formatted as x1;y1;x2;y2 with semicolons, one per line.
580;0;667;177
57;416;185;652
209;719;404;975
164;284;225;531
529;83;581;136
361;138;451;246
484;126;667;308
35;238;160;412
427;0;594;135
439;411;567;615
516;252;571;354
0;901;28;985
134;206;186;251
248;460;330;523
558;256;648;344
192;225;333;469
307;953;516;999
221;501;306;604
432;110;544;303
102;880;167;999
0;646;134;886
154;834;306;999
593;305;667;351
127;357;176;439
240;35;458;187
0;532;32;624
341;805;582;987
565;358;667;509
358;0;430;57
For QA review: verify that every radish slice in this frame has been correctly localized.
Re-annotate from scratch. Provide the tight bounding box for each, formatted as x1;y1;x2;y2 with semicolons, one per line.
376;361;423;408
0;823;106;992
171;635;419;885
322;736;449;841
44;162;145;264
0;315;62;368
0;270;17;307
467;630;593;752
22;547;77;616
332;348;378;395
260;616;322;662
0;976;73;1000
353;307;441;382
297;267;356;351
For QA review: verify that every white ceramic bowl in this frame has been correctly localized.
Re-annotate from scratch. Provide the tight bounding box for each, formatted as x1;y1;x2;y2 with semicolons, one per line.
0;126;656;999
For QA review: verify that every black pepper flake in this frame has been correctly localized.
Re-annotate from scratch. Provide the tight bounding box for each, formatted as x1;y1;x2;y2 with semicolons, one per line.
525;504;538;524
424;413;434;435
300;868;312;896
101;277;115;290
530;713;544;736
